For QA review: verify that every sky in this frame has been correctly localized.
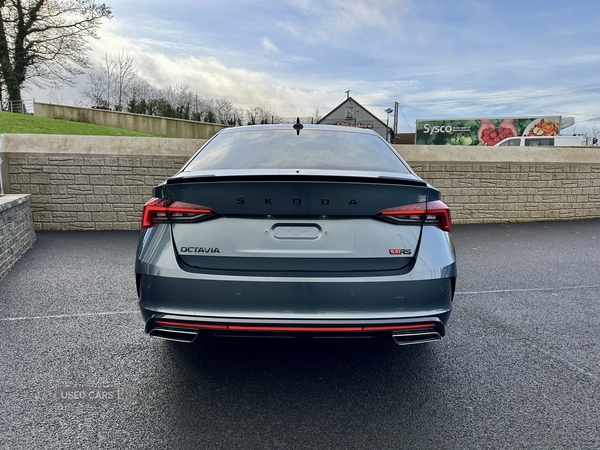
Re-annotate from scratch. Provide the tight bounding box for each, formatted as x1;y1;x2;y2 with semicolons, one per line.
24;0;600;133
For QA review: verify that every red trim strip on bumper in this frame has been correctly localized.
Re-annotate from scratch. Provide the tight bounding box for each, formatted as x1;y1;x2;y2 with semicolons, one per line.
154;320;437;333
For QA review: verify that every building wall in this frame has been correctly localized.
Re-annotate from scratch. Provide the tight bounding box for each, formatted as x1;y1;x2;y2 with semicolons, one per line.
318;98;390;141
34;102;228;139
1;134;599;230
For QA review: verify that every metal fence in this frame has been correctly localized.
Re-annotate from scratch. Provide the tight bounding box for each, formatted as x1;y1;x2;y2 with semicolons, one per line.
1;99;35;114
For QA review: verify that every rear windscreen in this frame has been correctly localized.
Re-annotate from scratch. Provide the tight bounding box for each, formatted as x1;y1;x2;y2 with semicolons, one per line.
183;129;411;174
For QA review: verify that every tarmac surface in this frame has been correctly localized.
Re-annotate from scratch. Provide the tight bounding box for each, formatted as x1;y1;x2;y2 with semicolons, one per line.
1;220;599;449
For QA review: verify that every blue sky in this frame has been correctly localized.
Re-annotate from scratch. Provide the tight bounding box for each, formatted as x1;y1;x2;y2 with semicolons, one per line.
26;0;600;132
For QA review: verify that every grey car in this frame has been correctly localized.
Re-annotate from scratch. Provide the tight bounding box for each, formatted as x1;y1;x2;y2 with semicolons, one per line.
135;124;456;346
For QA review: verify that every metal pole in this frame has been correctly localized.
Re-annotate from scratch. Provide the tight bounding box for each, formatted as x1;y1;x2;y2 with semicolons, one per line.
384;108;393;142
386;115;389;142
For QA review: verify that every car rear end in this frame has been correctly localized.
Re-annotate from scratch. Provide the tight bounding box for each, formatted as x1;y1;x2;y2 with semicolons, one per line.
135;125;456;346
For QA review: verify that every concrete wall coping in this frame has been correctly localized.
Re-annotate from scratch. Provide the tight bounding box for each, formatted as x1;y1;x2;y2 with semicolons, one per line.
393;144;600;164
0;194;31;212
0;134;207;157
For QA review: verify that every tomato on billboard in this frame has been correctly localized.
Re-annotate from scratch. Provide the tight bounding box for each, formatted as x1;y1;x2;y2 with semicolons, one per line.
415;117;562;146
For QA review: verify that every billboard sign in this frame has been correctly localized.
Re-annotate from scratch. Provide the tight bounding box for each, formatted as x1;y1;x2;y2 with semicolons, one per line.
415;116;562;146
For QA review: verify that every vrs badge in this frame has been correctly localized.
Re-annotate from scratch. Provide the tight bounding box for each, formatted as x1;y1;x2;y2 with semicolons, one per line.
389;249;412;255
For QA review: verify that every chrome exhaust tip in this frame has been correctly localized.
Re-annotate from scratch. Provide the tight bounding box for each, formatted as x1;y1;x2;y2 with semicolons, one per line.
149;327;198;344
392;331;441;346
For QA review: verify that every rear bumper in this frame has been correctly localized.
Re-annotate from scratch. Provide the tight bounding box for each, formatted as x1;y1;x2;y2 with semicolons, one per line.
138;272;454;321
136;224;456;345
144;313;448;345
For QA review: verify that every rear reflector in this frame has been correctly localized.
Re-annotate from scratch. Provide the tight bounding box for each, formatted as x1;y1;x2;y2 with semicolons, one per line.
141;198;215;229
377;200;451;232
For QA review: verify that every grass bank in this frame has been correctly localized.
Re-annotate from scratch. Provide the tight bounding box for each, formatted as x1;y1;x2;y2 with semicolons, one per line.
0;111;165;137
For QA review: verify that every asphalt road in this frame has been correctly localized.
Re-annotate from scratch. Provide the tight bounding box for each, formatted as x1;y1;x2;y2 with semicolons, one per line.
1;220;599;449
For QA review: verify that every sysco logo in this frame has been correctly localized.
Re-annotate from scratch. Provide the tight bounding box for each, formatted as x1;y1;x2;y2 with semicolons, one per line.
423;124;452;135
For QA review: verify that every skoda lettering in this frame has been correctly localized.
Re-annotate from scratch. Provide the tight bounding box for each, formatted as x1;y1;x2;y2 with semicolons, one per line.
238;197;358;205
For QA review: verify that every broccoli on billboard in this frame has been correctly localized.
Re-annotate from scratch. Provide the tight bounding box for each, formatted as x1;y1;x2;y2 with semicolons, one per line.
415;116;562;146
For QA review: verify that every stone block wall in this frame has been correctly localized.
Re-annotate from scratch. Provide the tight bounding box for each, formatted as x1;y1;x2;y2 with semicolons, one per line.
409;162;600;224
0;194;36;280
1;135;600;230
1;134;204;231
6;153;189;230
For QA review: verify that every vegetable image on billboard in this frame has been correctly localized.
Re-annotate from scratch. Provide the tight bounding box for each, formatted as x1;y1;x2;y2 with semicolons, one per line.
523;118;560;137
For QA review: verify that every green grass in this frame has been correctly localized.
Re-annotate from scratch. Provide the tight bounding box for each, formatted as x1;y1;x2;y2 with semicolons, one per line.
0;111;165;137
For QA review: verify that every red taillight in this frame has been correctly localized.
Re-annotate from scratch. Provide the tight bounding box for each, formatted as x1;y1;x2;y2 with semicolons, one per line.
141;198;215;229
424;200;452;232
377;200;452;232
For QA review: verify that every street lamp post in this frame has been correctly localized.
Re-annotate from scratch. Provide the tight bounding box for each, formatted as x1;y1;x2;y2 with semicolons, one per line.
385;108;393;142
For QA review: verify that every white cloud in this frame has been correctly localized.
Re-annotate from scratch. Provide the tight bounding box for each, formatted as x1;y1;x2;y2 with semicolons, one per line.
292;0;408;30
261;37;279;54
126;52;329;116
75;18;357;117
280;0;412;44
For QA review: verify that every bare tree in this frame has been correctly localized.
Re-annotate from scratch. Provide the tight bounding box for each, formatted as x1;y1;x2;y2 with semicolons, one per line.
313;107;322;123
245;105;280;125
112;51;136;110
257;107;276;124
129;76;155;101
580;122;600;145
198;97;216;122
80;64;285;127
589;122;600;140
190;95;212;121
212;98;243;125
80;59;111;107
81;51;141;110
162;84;192;108
0;0;112;104
126;75;154;113
47;88;62;104
245;105;262;125
158;84;195;119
